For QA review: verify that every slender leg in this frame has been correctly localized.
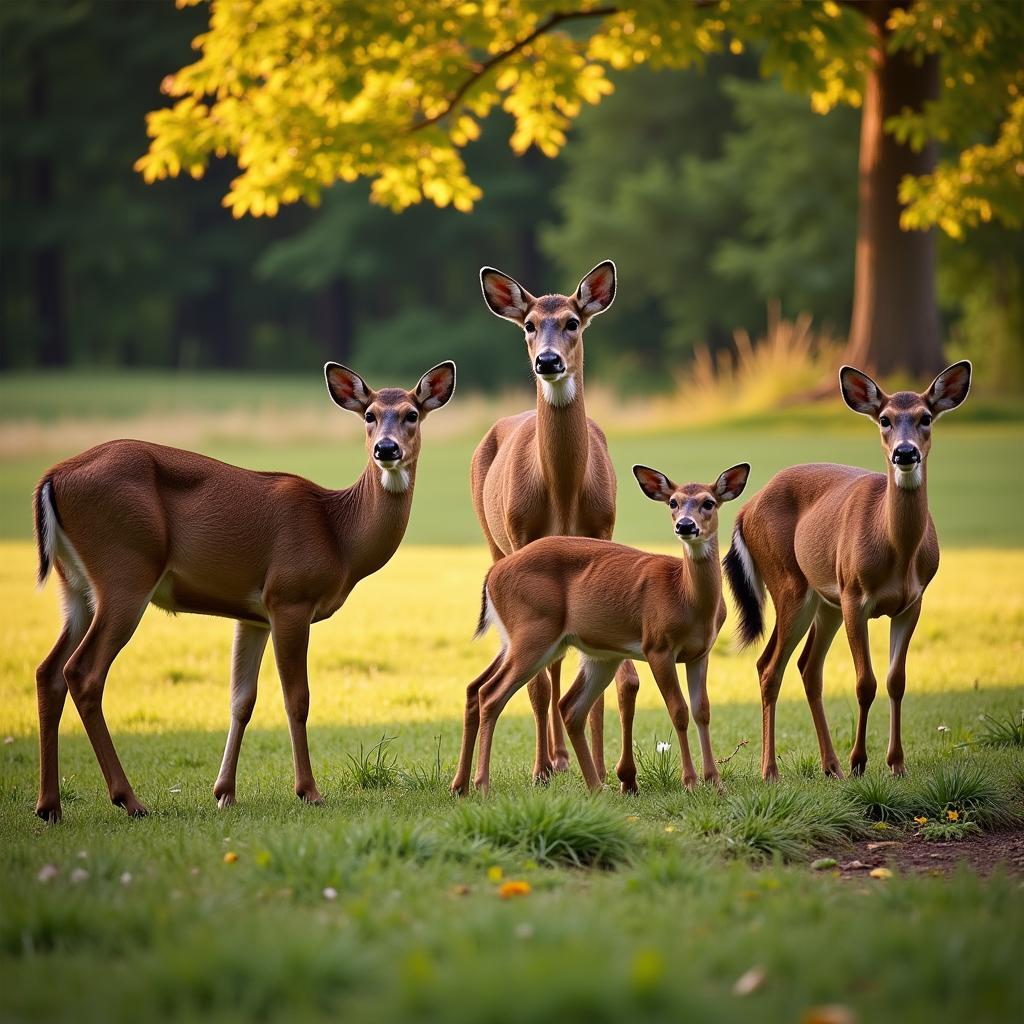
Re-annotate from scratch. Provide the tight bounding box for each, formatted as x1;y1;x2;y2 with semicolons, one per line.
756;587;816;781
63;583;157;817
614;661;640;794
646;649;698;789
269;606;321;803
885;600;922;776
547;658;570;772
35;581;91;822
475;637;558;795
588;692;606;782
451;653;503;796
213;621;270;807
526;669;554;784
685;656;721;787
559;658;620;792
796;603;845;777
841;592;876;776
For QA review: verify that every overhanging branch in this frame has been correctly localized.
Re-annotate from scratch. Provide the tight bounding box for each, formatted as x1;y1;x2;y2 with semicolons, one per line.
408;5;619;133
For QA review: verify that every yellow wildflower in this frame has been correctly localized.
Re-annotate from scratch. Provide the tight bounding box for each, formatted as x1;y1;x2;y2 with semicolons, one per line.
913;816;928;825
946;809;959;822
487;865;503;882
498;880;531;899
869;867;893;880
223;851;238;864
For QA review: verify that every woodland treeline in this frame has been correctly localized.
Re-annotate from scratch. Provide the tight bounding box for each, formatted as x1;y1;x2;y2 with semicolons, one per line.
2;0;1021;391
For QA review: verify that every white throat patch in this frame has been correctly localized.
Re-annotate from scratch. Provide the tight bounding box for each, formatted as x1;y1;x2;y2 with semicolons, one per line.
893;464;923;490
682;537;714;561
540;375;577;408
380;466;410;493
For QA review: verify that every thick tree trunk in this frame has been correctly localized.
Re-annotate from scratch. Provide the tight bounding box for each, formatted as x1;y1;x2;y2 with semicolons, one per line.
845;1;943;377
315;277;354;364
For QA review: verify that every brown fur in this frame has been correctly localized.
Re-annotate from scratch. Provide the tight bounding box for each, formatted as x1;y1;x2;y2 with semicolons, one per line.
725;362;971;781
31;362;455;821
470;261;639;789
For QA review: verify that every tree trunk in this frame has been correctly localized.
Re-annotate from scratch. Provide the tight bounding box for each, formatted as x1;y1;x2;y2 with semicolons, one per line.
315;277;354;364
845;0;943;378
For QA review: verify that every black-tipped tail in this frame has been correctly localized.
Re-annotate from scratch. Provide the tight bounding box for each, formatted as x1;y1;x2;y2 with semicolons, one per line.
33;477;58;587
722;514;765;648
473;570;493;640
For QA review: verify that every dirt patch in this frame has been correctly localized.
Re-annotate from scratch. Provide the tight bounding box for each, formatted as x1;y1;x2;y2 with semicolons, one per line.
833;828;1024;878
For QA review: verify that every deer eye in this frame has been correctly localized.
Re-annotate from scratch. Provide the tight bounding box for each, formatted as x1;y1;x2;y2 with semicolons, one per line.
879;415;891;428
669;498;678;510
565;318;579;332
525;321;536;334
920;413;932;427
405;410;419;424
364;411;376;424
702;499;715;512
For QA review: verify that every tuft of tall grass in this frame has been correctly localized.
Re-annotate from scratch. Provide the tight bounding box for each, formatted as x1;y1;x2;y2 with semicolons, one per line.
912;759;1018;828
447;791;637;869
399;734;452;791
345;734;400;790
846;772;919;822
344;817;440;863
634;738;681;791
975;711;1024;749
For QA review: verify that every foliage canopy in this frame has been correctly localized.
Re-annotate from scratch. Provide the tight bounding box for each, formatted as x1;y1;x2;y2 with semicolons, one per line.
138;0;1024;237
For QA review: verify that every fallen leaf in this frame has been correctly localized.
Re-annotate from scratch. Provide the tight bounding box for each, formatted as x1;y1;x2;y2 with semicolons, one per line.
223;851;238;864
869;867;893;880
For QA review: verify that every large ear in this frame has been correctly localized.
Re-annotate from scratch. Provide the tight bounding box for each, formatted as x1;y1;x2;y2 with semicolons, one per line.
632;464;675;502
839;365;886;418
713;463;750;503
574;259;616;320
414;361;456;413
924;360;971;418
325;362;372;412
480;267;534;324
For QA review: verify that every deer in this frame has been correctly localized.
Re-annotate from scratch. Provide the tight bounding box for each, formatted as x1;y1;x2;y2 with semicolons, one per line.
451;462;750;796
467;260;642;794
31;361;456;821
723;361;971;782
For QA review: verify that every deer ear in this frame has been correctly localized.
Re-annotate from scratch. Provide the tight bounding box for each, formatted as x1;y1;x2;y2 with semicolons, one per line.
575;260;616;319
325;363;372;413
414;361;456;413
480;267;534;324
714;463;750;503
839;366;886;418
632;464;675;502
924;360;971;418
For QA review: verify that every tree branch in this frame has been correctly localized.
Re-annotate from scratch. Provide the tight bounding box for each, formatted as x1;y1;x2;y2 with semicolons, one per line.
408;5;619;133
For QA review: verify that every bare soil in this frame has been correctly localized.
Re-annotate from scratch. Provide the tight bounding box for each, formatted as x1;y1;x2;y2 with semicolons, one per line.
835;827;1024;878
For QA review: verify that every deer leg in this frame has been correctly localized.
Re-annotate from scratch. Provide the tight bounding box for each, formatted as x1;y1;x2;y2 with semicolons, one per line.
756;588;816;782
842;594;876;776
685;656;721;787
527;668;554;784
269;606;321;803
796;603;845;778
213;621;270;808
547;658;570;773
35;580;91;822
63;581;157;817
646;650;698;789
614;661;640;795
451;653;503;796
885;600;921;777
588;691;607;783
559;658;620;793
475;637;559;796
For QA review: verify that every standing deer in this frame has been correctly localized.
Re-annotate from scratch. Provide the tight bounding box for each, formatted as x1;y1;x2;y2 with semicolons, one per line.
724;361;971;781
451;463;750;795
468;260;641;792
31;361;456;821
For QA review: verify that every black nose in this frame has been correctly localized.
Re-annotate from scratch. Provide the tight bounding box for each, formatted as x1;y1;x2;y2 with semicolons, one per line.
675;517;699;537
535;351;565;376
892;443;921;466
374;440;401;463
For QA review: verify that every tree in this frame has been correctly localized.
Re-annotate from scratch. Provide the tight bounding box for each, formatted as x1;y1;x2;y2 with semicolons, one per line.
138;1;1024;377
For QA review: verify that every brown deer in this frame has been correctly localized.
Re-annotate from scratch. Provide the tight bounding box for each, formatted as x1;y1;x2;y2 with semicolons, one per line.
31;361;456;821
469;259;641;793
451;462;750;796
723;361;971;781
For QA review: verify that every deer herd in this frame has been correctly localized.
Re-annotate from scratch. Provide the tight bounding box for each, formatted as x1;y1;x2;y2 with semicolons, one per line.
31;260;972;822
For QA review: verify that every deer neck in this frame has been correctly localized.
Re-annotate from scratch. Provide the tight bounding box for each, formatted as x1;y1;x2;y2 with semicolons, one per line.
534;370;588;509
884;462;929;559
329;460;416;583
678;535;722;613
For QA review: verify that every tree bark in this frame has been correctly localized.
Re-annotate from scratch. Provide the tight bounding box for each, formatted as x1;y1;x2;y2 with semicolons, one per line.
845;0;943;377
315;277;354;364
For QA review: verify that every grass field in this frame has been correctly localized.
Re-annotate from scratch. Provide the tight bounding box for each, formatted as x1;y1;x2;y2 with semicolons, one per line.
2;373;1024;1022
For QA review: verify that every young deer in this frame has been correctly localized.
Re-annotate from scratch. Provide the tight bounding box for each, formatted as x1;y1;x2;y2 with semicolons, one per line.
31;361;456;821
451;463;750;796
473;260;641;792
724;361;971;781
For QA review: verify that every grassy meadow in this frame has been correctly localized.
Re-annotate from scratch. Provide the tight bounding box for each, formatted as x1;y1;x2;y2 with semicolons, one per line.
2;372;1023;1023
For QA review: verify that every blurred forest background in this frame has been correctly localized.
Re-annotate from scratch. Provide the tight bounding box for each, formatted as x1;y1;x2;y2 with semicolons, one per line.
2;0;1022;394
